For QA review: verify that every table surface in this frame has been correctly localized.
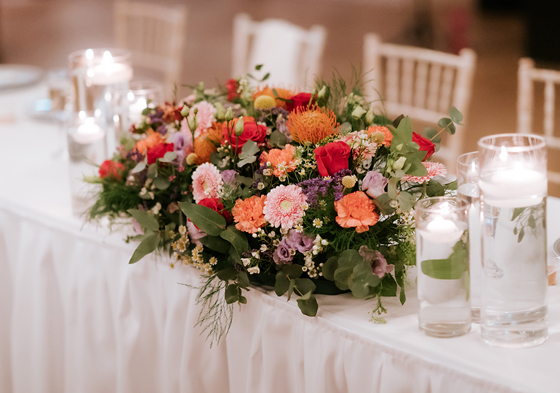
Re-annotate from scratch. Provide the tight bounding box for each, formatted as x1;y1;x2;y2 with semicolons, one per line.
2;83;560;393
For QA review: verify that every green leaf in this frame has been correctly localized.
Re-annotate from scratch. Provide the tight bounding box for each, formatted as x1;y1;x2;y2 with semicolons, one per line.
179;201;227;236
199;235;230;254
322;256;339;281
237;271;250;288
287;279;296;301
392;114;405;128
380;274;398;297
239;139;260;158
131;161;146;174
147;163;158;179
297;292;318;316
421;240;468;279
225;284;240;304
424;127;441;144
404;157;428;177
397;191;415;211
518;227;525;243
282;264;304;279
399;286;406;304
237;155;257;167
438;117;456;135
275;271;290;296
239;295;247;304
426;180;445;197
159;151;177;163
294;278;316;295
388;177;398;199
255;64;263;71
217;266;238;281
261;72;270;82
391;116;413;152
340;122;353;134
129;232;160;264
349;261;380;298
270;130;287;148
234;175;254;186
511;207;526;221
375;193;396;215
449;106;463;125
153;176;171;190
128;209;159;232
220;226;249;256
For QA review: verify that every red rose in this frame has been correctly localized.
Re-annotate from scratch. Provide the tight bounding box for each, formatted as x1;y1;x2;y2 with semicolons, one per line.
314;141;351;177
198;198;233;223
222;117;267;153
98;160;125;180
286;92;315;112
146;142;175;164
412;132;436;161
226;79;240;101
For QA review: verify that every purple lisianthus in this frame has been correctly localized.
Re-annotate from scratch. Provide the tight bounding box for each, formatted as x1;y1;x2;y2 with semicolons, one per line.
362;171;388;198
156;124;168;136
273;238;294;265
285;230;314;253
359;245;394;278
148;108;164;124
221;170;238;185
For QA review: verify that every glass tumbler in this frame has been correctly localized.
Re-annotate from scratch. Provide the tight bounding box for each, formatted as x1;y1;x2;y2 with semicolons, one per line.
416;197;471;338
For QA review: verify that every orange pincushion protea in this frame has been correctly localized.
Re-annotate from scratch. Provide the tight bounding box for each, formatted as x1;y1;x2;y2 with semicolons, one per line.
288;106;339;144
194;122;224;164
253;86;294;109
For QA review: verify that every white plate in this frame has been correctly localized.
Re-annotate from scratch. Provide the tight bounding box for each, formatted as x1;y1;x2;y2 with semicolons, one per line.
0;64;42;89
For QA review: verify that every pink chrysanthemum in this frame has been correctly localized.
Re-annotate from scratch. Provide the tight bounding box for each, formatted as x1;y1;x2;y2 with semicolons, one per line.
263;185;307;229
191;163;223;202
402;162;447;183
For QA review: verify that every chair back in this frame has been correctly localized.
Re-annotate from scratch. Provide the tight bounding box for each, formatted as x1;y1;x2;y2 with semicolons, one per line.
231;13;326;88
363;33;476;169
114;1;187;98
518;57;560;185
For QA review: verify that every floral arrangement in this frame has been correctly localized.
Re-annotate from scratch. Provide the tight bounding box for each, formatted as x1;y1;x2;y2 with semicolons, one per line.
87;69;461;343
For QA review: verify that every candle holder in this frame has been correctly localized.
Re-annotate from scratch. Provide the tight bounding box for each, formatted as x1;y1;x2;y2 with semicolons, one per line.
68;48;133;157
457;151;481;322
126;80;163;128
67;112;106;216
478;133;548;348
415;197;471;338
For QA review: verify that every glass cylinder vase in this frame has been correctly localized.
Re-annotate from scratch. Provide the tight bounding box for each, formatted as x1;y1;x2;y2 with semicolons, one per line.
415;197;471;338
457;151;482;322
478;133;548;348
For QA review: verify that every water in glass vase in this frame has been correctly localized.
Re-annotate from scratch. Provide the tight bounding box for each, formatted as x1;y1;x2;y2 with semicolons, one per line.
417;219;471;337
479;171;548;348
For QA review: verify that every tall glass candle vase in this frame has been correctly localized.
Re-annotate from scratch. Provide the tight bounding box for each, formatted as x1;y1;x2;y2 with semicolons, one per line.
457;151;482;322
68;48;133;156
478;134;548;348
416;197;471;338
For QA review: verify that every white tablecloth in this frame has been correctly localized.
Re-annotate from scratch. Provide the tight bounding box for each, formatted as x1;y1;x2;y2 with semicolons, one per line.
2;84;560;393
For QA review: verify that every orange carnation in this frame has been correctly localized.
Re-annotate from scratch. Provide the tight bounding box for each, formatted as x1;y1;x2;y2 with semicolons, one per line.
253;86;295;110
288;106;339;144
134;131;164;153
232;195;267;233
334;191;379;233
367;125;393;146
259;144;297;177
194;122;224;164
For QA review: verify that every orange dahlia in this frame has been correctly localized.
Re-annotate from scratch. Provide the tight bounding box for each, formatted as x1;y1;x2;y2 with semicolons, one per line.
288;106;339;144
253;86;295;109
334;191;379;233
194;122;224;164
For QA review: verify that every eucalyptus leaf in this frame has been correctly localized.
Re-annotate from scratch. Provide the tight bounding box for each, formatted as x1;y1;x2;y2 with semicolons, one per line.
340;122;353;134
237;155;257;168
421;240;468;279
159;151;177;163
437;118;456;135
129;232;160;264
128;209;159;232
375;193;396;215
255;64;263;71
178;201;227;236
217;266;238;281
261;73;270;82
380;274;398;297
397;192;415;211
282;264;303;279
275;271;290;296
270;130;287;148
239;140;260;159
235;175;254;186
404;157;428;177
294;278;316;296
287;279;296;301
426;180;445;197
153;176;170;190
511;207;526;221
297;293;318;316
388;177;398;199
322;256;339;281
225;284;240;304
237;271;250;289
131;161;146;174
449;106;464;125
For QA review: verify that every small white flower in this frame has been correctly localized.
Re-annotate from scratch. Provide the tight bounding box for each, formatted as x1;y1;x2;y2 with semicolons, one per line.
269;231;276;238
313;219;323;228
247;266;260;275
260;244;268;252
178;225;187;236
251;251;260;259
321;239;328;246
241;258;251;267
257;182;265;190
209;257;218;266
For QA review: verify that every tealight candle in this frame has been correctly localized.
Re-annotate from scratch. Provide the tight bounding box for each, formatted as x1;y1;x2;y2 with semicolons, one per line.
479;168;547;207
423;215;463;244
72;118;105;144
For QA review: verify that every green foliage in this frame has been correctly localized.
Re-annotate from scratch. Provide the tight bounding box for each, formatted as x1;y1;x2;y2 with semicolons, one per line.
420;238;469;280
128;209;159;232
179;201;227;236
129;232;161;264
237;140;260;167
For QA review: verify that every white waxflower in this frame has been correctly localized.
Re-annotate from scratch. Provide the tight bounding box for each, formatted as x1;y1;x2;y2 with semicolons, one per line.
247;266;260;275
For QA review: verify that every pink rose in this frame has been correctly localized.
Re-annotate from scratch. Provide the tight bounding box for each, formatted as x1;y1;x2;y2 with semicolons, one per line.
361;171;388;198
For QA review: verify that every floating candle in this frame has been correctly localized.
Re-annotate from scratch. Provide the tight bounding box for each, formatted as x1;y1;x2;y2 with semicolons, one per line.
72;118;105;144
479;168;547;207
